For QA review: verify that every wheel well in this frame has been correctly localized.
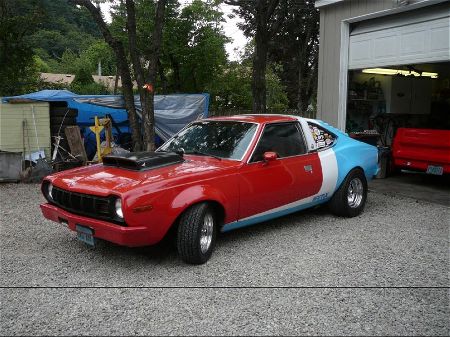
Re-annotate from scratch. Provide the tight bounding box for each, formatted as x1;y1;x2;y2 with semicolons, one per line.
165;200;226;240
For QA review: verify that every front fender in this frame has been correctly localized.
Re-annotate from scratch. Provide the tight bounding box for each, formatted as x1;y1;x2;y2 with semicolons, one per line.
171;184;235;223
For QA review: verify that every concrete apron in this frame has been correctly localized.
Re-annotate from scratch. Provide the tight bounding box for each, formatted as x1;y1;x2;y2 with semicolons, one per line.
369;171;450;207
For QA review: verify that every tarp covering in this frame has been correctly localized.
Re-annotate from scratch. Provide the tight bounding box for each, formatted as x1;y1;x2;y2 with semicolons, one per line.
3;90;209;141
74;94;209;141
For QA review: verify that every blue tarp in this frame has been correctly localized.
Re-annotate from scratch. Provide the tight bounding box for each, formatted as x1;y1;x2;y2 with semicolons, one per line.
3;90;209;141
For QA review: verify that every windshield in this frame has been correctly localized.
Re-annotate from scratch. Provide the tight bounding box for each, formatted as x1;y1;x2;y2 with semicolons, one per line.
159;121;258;160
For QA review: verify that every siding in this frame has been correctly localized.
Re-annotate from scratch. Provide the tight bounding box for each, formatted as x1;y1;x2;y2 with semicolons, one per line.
317;0;395;126
0;102;51;158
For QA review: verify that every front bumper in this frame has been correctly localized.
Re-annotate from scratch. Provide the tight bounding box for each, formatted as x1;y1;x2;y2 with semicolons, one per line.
40;203;152;247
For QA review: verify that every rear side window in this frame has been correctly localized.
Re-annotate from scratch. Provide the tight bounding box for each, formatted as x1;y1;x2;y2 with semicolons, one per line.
308;122;336;149
250;123;307;162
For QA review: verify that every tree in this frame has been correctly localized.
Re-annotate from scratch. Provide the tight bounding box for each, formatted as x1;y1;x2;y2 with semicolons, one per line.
70;0;143;151
0;0;42;96
268;0;319;116
161;0;229;93
125;0;167;151
208;60;288;112
225;0;287;114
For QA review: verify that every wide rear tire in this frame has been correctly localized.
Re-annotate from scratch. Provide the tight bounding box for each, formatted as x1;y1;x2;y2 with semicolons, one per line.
329;169;368;217
176;203;217;264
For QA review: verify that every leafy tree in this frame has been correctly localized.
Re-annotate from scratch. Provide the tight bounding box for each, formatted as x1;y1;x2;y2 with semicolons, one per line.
224;0;287;114
208;60;288;112
72;0;168;151
80;41;116;76
268;0;319;116
28;0;100;60
0;0;41;96
161;0;229;93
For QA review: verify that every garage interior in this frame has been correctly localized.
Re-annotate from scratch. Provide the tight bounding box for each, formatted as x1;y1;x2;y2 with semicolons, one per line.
346;62;450;145
342;2;449;202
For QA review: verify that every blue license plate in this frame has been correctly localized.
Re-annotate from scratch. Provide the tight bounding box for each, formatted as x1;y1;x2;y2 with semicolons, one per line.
76;225;95;246
426;165;443;175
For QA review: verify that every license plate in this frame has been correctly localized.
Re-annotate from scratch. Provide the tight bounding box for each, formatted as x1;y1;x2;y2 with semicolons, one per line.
426;165;443;176
76;225;95;246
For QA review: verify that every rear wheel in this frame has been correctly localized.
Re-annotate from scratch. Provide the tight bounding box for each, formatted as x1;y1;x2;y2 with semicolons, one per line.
329;169;367;217
176;203;217;264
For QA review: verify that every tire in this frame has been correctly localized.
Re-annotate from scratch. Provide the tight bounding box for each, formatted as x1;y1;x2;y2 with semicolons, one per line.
50;124;76;138
329;169;367;217
50;108;78;118
50;116;77;125
176;203;217;264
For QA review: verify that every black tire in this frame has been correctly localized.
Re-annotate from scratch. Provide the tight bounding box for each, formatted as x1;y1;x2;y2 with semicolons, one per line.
176;203;217;264
50;116;77;125
50;123;79;134
329;168;367;217
50;107;78;118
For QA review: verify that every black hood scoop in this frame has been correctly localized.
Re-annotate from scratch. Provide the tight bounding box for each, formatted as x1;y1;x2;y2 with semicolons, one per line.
102;151;184;171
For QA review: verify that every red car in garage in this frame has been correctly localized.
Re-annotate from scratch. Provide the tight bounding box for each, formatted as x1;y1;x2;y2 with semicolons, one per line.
392;128;450;175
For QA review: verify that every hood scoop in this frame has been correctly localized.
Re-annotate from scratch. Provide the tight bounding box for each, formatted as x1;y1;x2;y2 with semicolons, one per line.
102;151;184;171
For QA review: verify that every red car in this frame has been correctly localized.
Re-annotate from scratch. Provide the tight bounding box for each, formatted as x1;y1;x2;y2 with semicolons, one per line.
41;115;378;264
392;128;450;175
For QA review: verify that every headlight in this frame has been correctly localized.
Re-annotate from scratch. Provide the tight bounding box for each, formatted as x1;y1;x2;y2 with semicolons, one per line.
48;183;53;200
115;199;123;218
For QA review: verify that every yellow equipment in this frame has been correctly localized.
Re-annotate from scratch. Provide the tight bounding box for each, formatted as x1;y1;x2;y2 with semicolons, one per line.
89;116;113;162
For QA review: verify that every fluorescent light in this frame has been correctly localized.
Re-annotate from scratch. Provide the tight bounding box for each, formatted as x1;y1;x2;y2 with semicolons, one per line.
362;68;438;79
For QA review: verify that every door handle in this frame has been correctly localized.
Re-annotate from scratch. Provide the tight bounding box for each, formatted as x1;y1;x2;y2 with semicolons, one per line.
304;165;313;173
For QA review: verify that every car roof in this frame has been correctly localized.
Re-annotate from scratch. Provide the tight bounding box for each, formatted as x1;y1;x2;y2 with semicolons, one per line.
203;114;299;124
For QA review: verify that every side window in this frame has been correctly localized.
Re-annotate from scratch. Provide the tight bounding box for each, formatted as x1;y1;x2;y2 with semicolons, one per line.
250;123;307;162
308;123;336;149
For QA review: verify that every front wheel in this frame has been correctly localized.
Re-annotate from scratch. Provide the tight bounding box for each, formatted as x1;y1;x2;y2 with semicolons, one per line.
329;169;368;217
176;203;217;264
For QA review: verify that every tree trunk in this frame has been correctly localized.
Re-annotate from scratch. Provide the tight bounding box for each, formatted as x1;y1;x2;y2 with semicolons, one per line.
252;34;268;114
70;0;142;151
144;0;167;151
252;1;269;114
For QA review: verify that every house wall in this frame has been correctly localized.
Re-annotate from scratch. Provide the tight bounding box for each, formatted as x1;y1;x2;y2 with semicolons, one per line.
316;0;396;127
0;102;51;158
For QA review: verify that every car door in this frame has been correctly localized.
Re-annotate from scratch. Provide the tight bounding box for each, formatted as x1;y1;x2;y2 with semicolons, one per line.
238;122;323;220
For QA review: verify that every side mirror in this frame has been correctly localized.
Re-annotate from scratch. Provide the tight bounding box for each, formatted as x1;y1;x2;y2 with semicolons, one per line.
263;151;278;163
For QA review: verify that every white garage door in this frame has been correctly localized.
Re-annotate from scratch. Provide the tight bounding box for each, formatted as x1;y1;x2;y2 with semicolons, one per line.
349;4;449;70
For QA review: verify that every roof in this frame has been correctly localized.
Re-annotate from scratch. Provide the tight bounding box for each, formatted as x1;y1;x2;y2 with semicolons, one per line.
205;114;298;124
40;73;138;89
315;0;345;8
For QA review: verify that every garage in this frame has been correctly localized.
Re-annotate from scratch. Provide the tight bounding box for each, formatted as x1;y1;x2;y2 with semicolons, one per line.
316;0;449;203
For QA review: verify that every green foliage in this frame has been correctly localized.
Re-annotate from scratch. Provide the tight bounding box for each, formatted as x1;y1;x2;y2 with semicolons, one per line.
72;64;95;86
0;0;41;96
81;41;116;76
161;0;229;93
28;0;100;60
68;61;110;95
208;61;288;111
70;81;110;95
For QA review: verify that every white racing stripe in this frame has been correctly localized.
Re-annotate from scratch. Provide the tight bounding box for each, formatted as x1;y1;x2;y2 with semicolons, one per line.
317;148;338;196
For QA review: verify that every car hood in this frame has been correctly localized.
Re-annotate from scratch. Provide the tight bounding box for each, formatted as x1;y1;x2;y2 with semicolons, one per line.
49;155;242;196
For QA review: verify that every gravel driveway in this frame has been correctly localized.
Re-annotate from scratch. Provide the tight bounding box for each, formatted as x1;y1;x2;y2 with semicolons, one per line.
0;183;448;335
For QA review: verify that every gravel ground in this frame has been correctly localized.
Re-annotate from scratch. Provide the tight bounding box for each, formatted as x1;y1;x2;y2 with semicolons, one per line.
0;183;449;335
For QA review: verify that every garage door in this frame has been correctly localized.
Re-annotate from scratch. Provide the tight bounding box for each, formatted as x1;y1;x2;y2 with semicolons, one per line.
349;4;449;70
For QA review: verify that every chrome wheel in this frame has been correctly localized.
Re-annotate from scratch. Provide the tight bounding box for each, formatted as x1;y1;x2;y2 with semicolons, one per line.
200;212;214;254
347;177;364;208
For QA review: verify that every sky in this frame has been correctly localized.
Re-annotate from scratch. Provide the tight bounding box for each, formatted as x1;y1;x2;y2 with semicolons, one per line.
99;2;248;61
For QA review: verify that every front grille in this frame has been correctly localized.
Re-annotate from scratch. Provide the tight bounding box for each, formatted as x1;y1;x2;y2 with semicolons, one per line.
49;186;125;225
